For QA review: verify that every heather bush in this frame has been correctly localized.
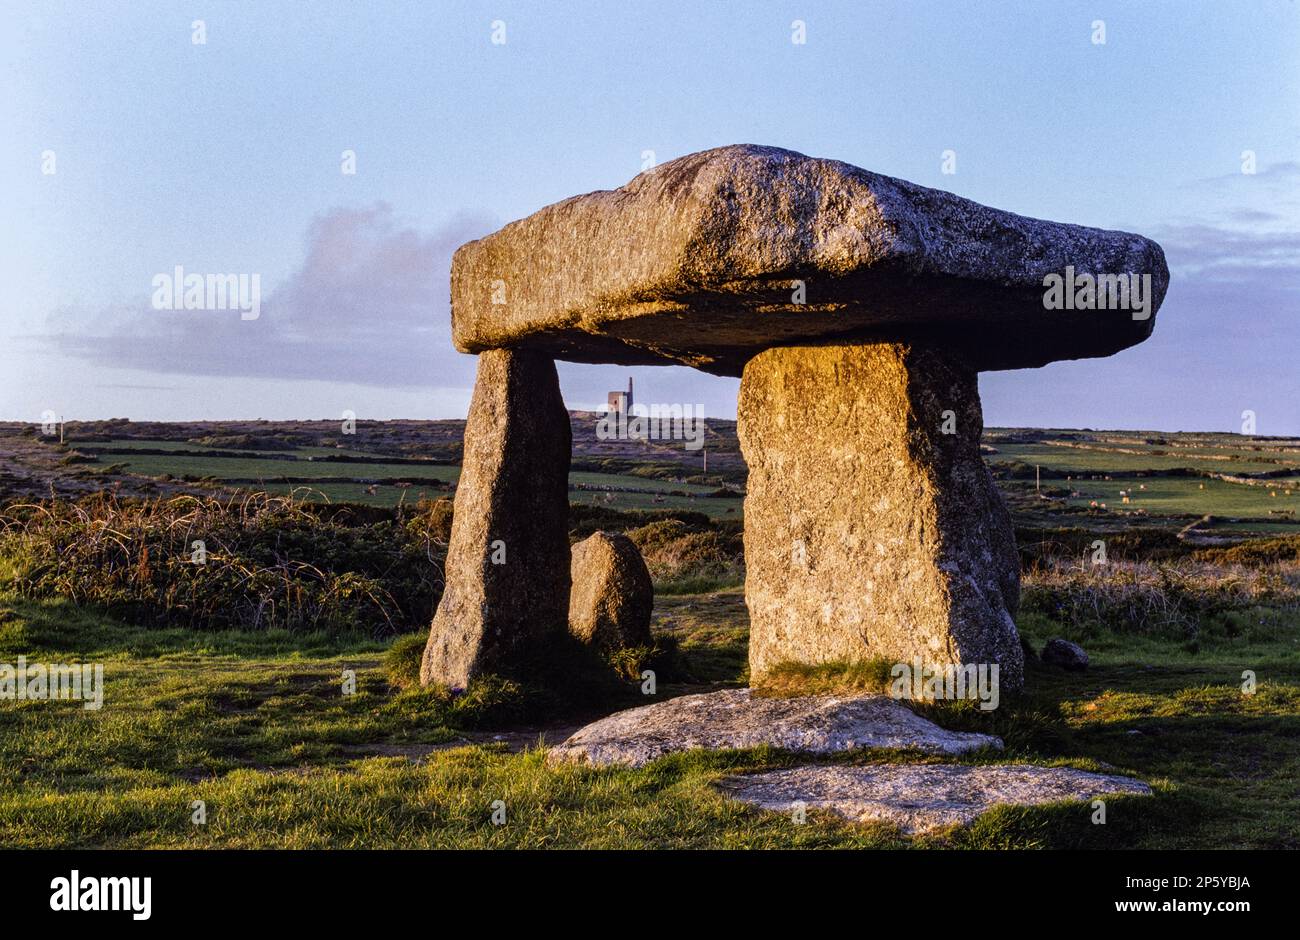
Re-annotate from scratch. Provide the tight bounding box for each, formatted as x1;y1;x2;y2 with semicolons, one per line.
0;491;445;636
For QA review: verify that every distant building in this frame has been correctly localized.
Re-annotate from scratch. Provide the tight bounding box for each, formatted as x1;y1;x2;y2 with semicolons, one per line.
607;377;634;414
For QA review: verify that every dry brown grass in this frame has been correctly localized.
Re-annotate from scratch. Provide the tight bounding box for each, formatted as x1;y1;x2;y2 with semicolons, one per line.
1020;556;1300;639
0;490;444;635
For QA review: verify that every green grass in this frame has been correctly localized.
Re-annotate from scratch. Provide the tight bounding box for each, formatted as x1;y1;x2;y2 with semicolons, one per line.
97;446;744;516
988;441;1300;474
248;483;743;516
1;580;1297;848
1061;474;1300;519
571;490;742;519
108;448;721;493
111;453;460;483
253;482;454;507
652;588;751;684
84;439;387;459
568;471;722;494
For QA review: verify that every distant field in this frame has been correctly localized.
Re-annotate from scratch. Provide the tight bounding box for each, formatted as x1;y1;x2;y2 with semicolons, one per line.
568;489;742;518
1062;475;1300;520
251;482;453;507
108;441;719;487
988;442;1300;474
249;482;743;517
52;435;1300;528
1202;519;1300;535
95;440;743;517
568;471;720;495
111;452;460;483
85;440;382;458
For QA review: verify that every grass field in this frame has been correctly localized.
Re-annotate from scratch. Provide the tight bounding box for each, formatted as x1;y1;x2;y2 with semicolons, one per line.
248;483;742;516
566;488;742;518
82;440;384;458
1062;475;1300;519
988;441;1300;474
106;452;461;483
96;440;743;517
250;482;454;507
1203;520;1300;535
107;446;723;490
89;436;1300;527
2;585;1297;849
42;435;1300;529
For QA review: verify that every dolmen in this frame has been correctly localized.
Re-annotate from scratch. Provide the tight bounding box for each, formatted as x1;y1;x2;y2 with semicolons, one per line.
421;144;1169;694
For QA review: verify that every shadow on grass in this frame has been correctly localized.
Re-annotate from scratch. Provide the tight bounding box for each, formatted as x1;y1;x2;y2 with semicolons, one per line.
0;594;387;660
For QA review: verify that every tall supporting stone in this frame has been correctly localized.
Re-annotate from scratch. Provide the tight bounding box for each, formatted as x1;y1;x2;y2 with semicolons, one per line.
739;342;1024;692
420;348;571;688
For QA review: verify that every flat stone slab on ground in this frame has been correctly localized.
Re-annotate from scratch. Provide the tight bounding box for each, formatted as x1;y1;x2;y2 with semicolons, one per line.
547;688;1002;768
717;763;1152;834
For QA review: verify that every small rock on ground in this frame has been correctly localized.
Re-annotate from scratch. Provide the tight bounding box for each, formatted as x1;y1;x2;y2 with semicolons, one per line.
568;531;654;651
1042;638;1090;671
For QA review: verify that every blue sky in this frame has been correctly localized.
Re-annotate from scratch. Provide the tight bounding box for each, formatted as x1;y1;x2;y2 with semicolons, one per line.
3;1;1298;432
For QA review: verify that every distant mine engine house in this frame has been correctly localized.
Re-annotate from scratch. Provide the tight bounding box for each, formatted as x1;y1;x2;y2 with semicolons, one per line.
607;377;634;414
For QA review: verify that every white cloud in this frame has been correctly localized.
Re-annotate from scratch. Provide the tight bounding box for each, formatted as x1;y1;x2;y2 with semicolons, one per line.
47;204;495;391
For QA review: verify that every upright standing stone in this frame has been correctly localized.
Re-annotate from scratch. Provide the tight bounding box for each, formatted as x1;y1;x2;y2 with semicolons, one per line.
739;342;1024;691
420;349;571;688
568;531;655;652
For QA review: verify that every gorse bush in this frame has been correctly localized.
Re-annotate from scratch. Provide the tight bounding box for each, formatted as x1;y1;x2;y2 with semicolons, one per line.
566;504;716;540
1194;534;1300;566
1016;526;1191;564
1021;557;1300;640
0;491;445;636
626;518;743;591
0;490;747;640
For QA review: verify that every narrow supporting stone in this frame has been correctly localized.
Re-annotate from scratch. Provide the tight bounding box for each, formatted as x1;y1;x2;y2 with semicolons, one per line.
420;349;571;688
739;342;1024;692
